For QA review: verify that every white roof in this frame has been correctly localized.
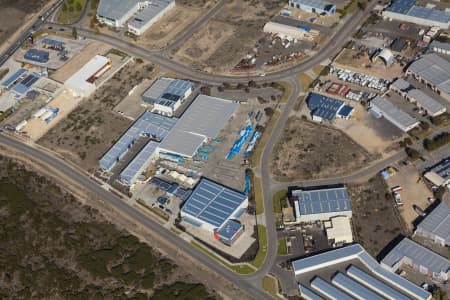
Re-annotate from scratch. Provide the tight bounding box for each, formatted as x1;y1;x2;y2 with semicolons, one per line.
65;55;110;94
325;216;353;243
97;0;140;21
158;94;238;157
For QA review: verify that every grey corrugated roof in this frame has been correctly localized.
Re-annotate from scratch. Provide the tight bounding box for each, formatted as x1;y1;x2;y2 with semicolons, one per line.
407;89;446;115
119;140;159;185
142;78;173;102
97;0;140;21
417;200;450;244
298;284;325;300
128;0;173;29
408;54;450;95
430;41;450;52
391;78;411;91
370;96;419;131
310;277;353;300
381;238;450;275
291;187;351;216
332;272;384;300
158;94;238;157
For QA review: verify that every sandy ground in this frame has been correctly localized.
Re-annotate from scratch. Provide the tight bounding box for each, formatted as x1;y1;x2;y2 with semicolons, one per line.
113;78;155;120
334;105;403;157
271;118;373;181
49;41;111;83
386;165;433;231
333;48;403;80
137;6;205;50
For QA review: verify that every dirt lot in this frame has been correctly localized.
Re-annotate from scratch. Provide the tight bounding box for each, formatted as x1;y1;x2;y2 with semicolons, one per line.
333;48;403;80
0;0;49;50
271;118;373;180
348;175;408;257
172;0;286;73
386;165;433;232
39;61;158;172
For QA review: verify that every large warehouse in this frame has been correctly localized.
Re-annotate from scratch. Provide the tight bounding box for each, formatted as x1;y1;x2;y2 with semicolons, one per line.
157;94;239;158
381;238;450;283
141;77;194;116
382;0;450;29
390;78;446;117
407;54;450;101
293;244;431;300
99;111;177;171
370;96;420;132
96;0;175;35
290;186;352;223
127;0;175;36
180;178;248;245
119;140;159;186
64;55;111;98
414;200;450;247
263;22;318;41
288;0;336;15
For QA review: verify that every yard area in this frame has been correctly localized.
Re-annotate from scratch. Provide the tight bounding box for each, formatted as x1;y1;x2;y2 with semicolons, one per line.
348;175;408;257
171;0;286;73
271;118;373;180
38;61;158;172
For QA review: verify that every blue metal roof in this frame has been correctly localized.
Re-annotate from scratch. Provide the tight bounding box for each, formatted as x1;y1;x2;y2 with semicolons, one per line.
1;68;27;89
292;187;351;216
119;141;159;185
42;38;64;47
24;49;49;63
181;178;247;228
307;93;344;120
332;272;384;300
337;105;354;118
149;177;177;192
408;5;450;23
12;73;40;96
298;284;325;300
346;265;411;300
154;79;194;108
174;187;192;201
310;277;353;300
216;219;243;240
386;0;415;14
99;111;177;170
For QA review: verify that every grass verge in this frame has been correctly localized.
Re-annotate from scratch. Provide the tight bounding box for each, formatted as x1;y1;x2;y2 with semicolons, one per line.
254;176;264;215
273;189;288;214
191;241;256;274
262;276;283;299
250;225;268;268
298;73;314;89
57;0;88;24
277;238;288;255
278;81;292;103
250;110;281;166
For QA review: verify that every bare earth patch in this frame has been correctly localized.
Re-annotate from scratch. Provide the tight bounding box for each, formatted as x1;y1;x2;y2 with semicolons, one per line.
271;118;373;180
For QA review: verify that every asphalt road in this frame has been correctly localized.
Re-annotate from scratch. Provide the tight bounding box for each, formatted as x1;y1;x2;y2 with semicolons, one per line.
0;0;64;66
0;133;272;300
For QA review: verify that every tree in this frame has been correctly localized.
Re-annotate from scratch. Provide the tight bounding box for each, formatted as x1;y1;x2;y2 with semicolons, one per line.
76;2;83;11
357;1;367;10
61;2;68;12
72;27;78;39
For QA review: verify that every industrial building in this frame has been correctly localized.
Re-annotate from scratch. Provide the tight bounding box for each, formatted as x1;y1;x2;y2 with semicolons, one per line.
119;140;159;185
371;48;395;66
390;78;446;117
423;157;450;188
148;177;192;201
0;68;41;99
293;244;432;300
324;216;353;246
306;93;354;122
99;111;177;171
127;0;175;36
263;22;319;41
369;96;420;132
381;238;450;282
381;238;450;283
41;38;65;50
414;200;450;247
96;0;175;35
429;40;450;56
157;94;239;158
407;54;450;101
141;78;194;116
290;186;352;223
382;0;450;29
180;178;248;245
288;0;336;16
24;49;50;63
64;55;111;98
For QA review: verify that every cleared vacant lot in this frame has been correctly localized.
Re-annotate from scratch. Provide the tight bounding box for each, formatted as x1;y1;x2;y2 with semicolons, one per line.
39;61;157;172
172;0;286;73
271;118;372;180
348;175;407;257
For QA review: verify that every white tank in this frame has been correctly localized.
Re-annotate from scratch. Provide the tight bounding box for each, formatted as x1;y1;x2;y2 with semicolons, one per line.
32;107;47;119
41;110;54;120
15;120;28;132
